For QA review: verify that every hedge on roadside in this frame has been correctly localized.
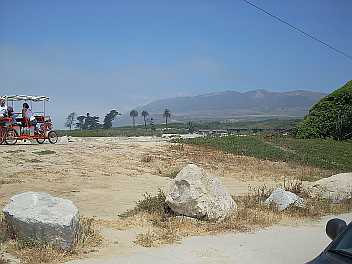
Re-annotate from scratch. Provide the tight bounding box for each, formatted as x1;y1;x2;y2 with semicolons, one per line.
296;80;352;140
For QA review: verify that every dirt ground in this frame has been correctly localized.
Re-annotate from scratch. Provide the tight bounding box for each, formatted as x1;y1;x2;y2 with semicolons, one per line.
0;136;336;263
0;136;323;218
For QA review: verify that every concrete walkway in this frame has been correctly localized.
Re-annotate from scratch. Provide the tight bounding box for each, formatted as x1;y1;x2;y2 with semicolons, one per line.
66;213;351;264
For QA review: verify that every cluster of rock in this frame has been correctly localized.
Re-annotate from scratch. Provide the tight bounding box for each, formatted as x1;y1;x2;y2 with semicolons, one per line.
1;164;236;255
2;164;350;253
263;172;352;211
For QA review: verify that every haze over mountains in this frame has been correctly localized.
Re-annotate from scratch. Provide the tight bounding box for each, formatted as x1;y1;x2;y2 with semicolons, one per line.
114;89;326;126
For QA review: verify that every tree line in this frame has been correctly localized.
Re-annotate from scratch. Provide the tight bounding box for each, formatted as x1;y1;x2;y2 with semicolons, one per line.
129;108;171;128
65;108;171;130
65;110;119;130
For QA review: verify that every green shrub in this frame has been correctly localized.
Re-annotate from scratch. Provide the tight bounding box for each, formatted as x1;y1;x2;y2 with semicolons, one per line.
118;190;171;218
296;80;352;140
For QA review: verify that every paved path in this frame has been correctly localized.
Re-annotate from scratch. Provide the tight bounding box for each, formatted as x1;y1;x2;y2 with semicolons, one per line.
66;213;351;264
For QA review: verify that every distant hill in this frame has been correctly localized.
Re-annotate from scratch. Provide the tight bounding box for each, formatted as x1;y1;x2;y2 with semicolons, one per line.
114;89;327;126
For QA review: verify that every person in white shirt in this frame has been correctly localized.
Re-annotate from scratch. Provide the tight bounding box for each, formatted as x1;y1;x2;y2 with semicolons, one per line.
0;99;7;118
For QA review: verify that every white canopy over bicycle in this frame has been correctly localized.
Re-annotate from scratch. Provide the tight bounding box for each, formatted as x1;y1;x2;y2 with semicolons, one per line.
0;95;57;145
1;95;49;102
1;95;50;115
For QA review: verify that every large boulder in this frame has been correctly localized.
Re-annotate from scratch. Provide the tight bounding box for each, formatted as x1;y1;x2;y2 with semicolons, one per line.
264;188;304;211
2;192;79;250
165;164;237;221
304;173;352;203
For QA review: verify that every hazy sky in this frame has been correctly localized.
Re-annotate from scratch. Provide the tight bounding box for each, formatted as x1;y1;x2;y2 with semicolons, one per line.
1;0;351;128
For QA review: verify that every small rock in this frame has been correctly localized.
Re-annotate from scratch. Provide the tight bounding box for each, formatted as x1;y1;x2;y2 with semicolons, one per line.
3;192;79;250
57;136;69;144
165;164;237;221
1;253;21;264
265;188;304;211
21;139;33;145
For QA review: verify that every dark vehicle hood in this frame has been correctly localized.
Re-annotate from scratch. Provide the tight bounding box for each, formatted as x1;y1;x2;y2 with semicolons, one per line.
308;252;352;264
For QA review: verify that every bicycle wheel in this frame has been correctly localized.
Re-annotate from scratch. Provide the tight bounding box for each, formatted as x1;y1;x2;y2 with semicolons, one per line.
36;138;45;144
0;128;5;144
48;131;58;144
5;128;18;145
36;130;46;144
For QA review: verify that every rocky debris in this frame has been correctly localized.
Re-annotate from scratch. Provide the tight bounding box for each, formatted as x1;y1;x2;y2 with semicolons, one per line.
56;135;75;144
57;135;70;144
265;188;304;211
1;252;21;264
174;215;199;224
21;139;33;145
162;134;181;139
165;164;237;221
304;173;352;203
2;192;79;250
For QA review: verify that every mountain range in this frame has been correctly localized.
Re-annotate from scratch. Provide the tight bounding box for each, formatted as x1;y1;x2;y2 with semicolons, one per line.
114;89;327;126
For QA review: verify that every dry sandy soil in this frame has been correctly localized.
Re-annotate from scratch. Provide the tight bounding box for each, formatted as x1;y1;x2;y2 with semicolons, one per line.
0;136;347;263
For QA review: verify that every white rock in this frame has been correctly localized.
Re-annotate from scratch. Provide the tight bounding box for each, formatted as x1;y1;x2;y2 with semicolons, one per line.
57;136;69;144
1;253;21;264
165;164;237;221
304;173;352;203
3;192;79;250
21;139;33;145
265;188;304;211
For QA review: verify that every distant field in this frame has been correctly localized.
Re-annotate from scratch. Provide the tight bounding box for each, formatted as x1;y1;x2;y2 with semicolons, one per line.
191;118;302;130
58;118;301;137
179;135;352;173
58;128;162;137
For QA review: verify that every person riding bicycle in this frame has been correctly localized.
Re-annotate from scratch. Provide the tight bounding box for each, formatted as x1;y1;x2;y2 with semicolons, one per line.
22;103;37;127
0;99;7;118
7;106;14;118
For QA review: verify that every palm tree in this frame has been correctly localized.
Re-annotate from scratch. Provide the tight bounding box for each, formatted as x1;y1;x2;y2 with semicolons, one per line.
163;108;171;129
141;110;149;129
130;110;138;128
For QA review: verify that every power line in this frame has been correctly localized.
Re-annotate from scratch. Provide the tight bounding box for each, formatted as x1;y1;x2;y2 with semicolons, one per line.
240;0;352;61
